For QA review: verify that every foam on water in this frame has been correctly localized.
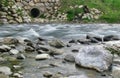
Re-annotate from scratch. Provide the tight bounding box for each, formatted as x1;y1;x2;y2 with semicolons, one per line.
0;24;120;40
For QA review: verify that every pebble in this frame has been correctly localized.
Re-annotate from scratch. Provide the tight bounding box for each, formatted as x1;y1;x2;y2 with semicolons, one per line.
35;54;50;60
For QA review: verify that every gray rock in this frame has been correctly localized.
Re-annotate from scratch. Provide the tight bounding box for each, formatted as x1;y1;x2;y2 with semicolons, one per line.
17;54;26;60
77;39;91;44
43;71;53;77
49;39;65;48
3;37;19;45
35;54;50;60
48;48;64;55
112;66;120;78
86;34;103;41
64;54;75;62
75;45;113;72
36;45;63;55
13;73;23;78
0;66;12;75
104;35;120;41
0;45;11;52
25;46;35;52
10;49;19;55
69;39;76;43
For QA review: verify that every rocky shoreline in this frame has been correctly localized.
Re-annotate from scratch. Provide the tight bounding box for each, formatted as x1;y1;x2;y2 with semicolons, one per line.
0;34;120;78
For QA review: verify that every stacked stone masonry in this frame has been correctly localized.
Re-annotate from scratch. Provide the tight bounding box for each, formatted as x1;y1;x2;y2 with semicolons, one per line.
0;0;60;24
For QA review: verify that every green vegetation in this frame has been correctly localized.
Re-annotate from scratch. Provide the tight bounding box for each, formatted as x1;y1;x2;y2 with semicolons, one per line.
106;46;120;55
0;0;9;7
60;0;120;23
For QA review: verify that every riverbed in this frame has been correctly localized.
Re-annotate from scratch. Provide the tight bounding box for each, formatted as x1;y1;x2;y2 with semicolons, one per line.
0;24;120;78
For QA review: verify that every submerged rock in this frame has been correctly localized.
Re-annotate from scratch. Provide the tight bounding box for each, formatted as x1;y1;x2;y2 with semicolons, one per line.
75;45;113;72
104;35;120;41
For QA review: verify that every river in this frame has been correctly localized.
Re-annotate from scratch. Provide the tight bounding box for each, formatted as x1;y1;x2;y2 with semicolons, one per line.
0;24;119;78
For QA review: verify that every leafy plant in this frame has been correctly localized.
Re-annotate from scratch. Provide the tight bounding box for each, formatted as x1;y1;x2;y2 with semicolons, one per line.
67;8;83;21
0;0;9;7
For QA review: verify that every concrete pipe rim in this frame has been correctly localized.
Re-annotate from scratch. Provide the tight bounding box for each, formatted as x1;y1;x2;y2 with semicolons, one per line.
30;8;40;18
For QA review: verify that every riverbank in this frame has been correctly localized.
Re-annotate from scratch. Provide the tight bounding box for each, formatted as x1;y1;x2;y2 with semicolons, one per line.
0;34;120;78
1;0;120;24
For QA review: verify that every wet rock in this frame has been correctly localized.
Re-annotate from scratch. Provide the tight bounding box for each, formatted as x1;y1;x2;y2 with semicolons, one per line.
86;34;103;41
43;71;53;77
49;39;65;48
51;73;63;78
13;65;22;70
25;46;35;52
24;39;32;43
35;54;50;60
75;45;113;72
72;49;79;52
66;44;71;47
69;39;76;43
26;42;34;48
36;45;49;52
104;35;120;41
3;37;19;45
13;73;23;78
10;49;19;55
90;38;99;43
37;37;45;41
48;48;64;55
17;54;26;60
0;45;11;52
64;54;75;62
0;66;12;75
112;66;120;78
77;39;91;44
113;57;120;65
37;50;45;54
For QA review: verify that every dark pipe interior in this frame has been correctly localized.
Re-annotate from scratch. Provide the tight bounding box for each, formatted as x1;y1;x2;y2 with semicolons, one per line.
30;8;40;18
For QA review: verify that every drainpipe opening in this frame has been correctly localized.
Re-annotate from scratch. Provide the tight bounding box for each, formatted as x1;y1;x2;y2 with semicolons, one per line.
30;8;40;18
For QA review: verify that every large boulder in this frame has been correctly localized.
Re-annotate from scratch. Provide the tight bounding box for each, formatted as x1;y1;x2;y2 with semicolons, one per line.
75;45;113;72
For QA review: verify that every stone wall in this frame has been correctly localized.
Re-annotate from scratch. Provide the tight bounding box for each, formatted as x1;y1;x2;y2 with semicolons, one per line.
0;0;60;24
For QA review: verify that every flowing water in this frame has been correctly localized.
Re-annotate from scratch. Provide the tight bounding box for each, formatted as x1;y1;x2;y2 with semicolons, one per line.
0;24;120;78
0;24;120;40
